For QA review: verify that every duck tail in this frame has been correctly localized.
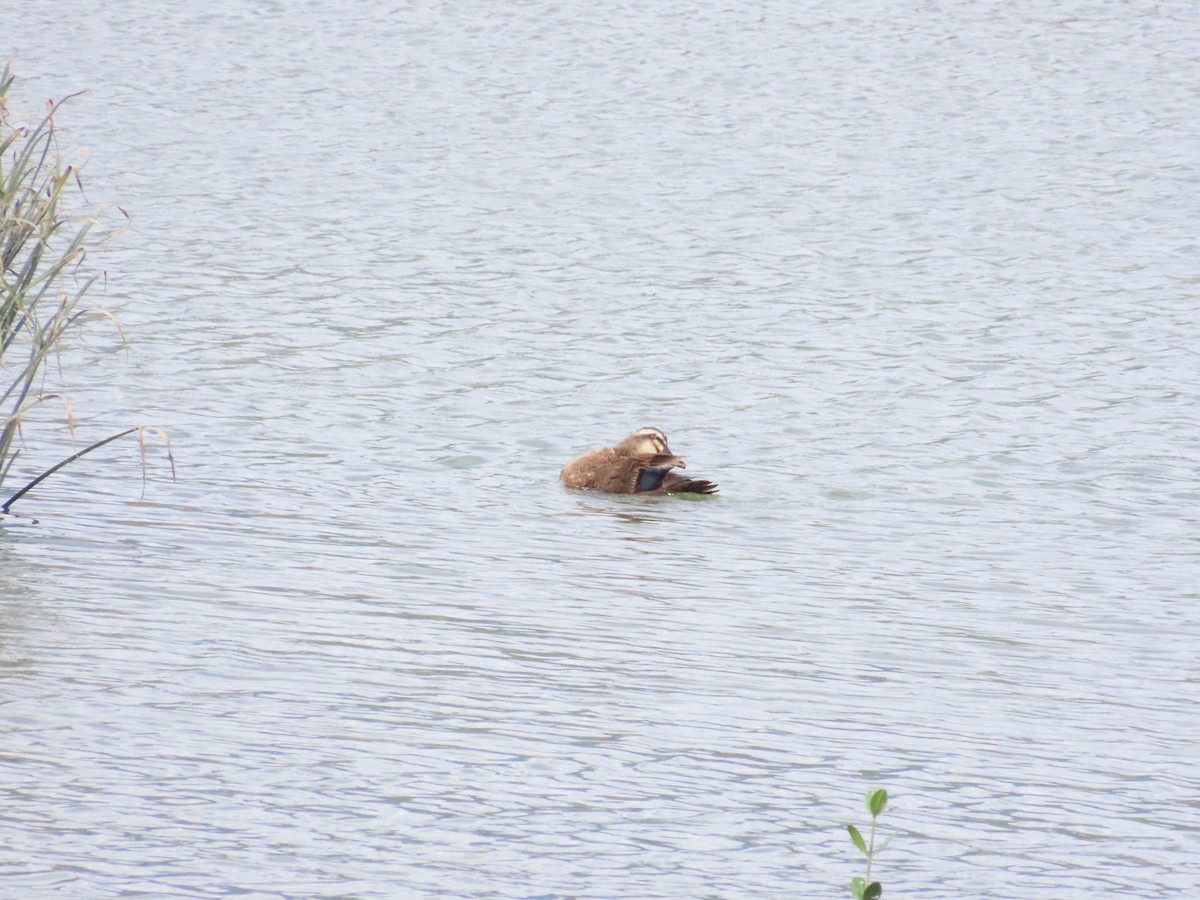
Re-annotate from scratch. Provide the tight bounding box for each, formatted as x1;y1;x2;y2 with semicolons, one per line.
664;476;719;495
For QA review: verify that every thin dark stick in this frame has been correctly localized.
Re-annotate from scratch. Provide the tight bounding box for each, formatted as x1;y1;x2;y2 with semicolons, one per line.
2;426;137;514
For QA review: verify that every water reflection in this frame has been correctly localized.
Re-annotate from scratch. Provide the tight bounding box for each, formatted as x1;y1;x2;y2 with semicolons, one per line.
0;542;38;663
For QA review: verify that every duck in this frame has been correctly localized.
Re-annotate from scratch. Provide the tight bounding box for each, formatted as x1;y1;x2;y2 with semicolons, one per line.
560;427;719;495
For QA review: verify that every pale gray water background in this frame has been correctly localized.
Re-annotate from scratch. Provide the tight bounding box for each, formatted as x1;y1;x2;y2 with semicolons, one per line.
3;0;1199;897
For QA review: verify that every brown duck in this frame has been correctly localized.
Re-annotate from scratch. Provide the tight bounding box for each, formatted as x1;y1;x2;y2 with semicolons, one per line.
560;427;719;495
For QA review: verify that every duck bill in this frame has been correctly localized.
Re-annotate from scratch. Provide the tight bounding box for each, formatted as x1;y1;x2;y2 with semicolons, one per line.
649;453;685;469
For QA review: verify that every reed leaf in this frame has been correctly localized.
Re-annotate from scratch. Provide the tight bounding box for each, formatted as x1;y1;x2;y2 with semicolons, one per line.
1;57;168;511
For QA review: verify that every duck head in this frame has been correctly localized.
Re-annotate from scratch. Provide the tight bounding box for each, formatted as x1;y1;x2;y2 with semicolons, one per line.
614;427;686;468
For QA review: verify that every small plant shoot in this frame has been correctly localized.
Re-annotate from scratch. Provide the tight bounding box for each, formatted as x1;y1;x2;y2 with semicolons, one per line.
848;788;889;899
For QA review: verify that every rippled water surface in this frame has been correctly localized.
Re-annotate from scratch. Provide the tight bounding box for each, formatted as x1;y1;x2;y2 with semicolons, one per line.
4;1;1199;897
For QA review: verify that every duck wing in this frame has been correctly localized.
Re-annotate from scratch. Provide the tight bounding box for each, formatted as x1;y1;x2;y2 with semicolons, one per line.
632;454;688;493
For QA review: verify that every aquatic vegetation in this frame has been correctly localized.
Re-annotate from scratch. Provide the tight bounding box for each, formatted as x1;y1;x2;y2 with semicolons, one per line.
847;787;889;899
1;58;170;513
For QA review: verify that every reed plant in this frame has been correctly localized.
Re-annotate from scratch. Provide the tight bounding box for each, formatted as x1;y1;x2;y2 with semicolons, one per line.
1;58;170;514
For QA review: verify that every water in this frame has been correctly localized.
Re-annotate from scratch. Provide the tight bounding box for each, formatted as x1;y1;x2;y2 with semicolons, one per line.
3;1;1199;896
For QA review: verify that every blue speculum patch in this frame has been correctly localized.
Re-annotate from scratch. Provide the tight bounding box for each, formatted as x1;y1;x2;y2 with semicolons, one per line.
636;468;669;492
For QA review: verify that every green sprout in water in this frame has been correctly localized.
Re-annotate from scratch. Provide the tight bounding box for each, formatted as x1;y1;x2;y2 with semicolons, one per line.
847;787;889;900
